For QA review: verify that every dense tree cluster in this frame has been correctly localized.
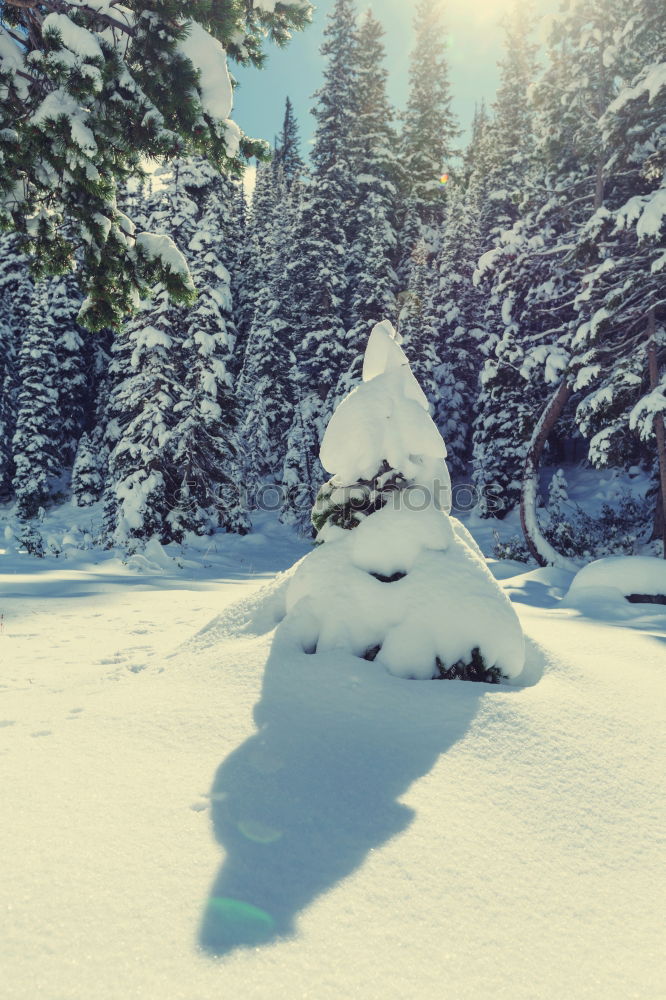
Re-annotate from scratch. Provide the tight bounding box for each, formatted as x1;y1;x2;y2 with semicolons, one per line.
0;0;664;559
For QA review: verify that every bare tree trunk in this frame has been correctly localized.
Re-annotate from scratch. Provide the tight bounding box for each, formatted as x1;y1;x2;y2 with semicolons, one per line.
647;308;666;558
520;380;579;571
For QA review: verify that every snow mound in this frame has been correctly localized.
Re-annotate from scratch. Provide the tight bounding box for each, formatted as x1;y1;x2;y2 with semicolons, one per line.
565;556;666;605
284;504;525;681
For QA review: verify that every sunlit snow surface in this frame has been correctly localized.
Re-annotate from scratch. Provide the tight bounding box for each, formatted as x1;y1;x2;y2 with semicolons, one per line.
1;507;664;999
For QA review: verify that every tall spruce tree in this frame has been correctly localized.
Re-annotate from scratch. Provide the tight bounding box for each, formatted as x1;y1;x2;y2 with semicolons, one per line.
49;272;87;467
239;167;298;490
471;1;573;518
12;281;61;519
478;1;539;242
0;233;30;498
279;0;358;531
168;162;249;540
105;157;246;546
398;238;439;409
237;159;281;344
274;97;305;187
399;0;458;273
0;314;15;499
429;181;487;476
569;0;666;544
345;9;400;380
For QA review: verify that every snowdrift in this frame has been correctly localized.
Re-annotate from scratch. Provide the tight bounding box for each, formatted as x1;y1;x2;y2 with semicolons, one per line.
285;504;525;680
566;555;666;603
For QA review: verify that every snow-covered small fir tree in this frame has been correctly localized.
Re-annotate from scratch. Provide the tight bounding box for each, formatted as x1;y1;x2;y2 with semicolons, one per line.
71;432;103;507
281;321;526;683
547;469;569;512
12;281;61;519
49;271;87;467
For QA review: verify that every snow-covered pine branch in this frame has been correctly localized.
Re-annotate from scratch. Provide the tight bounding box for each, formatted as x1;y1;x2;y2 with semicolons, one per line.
0;0;313;329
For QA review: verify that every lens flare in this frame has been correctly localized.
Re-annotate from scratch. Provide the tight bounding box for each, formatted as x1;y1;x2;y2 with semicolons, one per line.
238;819;283;844
439;173;450;185
202;897;275;951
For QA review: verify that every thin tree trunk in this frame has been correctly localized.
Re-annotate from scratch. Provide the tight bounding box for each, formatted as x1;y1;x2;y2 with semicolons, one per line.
520;379;579;571
647;308;666;558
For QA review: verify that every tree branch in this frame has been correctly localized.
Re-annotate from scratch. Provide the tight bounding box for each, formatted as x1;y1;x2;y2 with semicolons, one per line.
3;0;135;36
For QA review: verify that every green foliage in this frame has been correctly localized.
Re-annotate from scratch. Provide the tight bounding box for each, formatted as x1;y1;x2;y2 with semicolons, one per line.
311;462;409;536
366;644;505;684
435;648;505;685
0;0;312;329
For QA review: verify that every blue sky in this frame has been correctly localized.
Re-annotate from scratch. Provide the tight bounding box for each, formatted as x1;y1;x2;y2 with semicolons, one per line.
233;0;558;157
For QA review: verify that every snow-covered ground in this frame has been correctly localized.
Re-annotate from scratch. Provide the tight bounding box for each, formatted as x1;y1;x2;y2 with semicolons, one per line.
2;510;664;1000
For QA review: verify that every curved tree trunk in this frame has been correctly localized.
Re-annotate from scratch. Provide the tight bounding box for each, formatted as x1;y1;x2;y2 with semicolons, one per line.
647;308;666;558
520;379;579;571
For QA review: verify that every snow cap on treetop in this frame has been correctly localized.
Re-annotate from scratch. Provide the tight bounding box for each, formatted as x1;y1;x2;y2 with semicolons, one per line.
319;321;449;492
362;319;405;381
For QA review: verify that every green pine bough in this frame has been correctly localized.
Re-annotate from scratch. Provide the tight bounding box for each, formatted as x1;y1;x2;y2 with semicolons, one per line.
0;0;312;330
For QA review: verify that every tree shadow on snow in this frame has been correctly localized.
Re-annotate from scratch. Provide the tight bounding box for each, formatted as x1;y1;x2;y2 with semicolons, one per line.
199;628;544;956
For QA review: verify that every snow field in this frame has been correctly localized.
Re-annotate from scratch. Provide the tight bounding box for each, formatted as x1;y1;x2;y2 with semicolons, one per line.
1;523;664;1000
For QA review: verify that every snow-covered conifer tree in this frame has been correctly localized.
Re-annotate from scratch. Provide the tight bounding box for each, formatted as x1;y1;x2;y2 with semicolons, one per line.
478;1;538;242
0;0;313;329
274;97;305;188
235;160;281;344
0;317;15;499
49;272;87;466
428;179;487;476
399;0;459;267
397;239;439;408
345;10;400;374
547;468;569;512
71;431;104;507
168;163;249;539
279;0;358;527
239;168;297;489
105;157;247;546
0;235;33;498
471;0;620;519
104;282;181;546
282;320;526;683
12;281;61;519
568;0;666;546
